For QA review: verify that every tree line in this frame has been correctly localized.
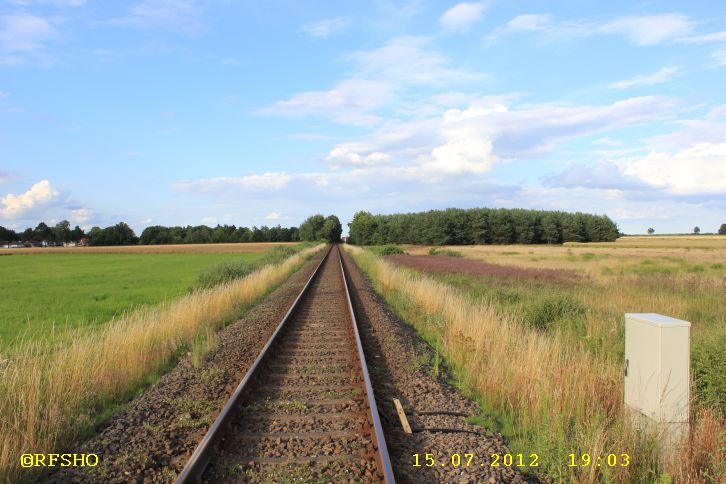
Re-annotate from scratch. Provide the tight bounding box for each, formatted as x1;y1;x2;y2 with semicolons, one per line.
0;215;342;247
139;224;300;245
0;221;303;246
348;208;621;245
298;214;342;243
0;220;86;246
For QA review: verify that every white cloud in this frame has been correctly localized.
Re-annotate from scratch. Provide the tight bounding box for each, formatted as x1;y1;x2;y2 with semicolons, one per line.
440;2;488;32
0;14;58;64
70;208;93;223
623;143;726;195
505;14;553;32
265;212;282;220
292;133;332;141
314;96;675;181
175;173;295;193
109;0;207;33
678;31;726;44
609;67;680;89
487;13;693;46
325;147;392;168
262;36;485;125
599;14;693;46
349;36;485;85
485;14;588;42
712;49;726;66
427;126;498;174
1;180;60;219
300;16;351;38
593;137;623;147
260;79;392;126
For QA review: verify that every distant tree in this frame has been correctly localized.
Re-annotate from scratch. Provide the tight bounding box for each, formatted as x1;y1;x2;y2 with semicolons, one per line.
647;227;655;235
320;215;343;243
90;222;138;246
33;222;55;244
140;225;171;245
53;220;72;244
299;214;326;241
348;208;620;246
21;228;34;242
0;226;18;244
71;225;85;242
693;226;701;234
88;226;102;241
719;224;726;235
348;211;377;245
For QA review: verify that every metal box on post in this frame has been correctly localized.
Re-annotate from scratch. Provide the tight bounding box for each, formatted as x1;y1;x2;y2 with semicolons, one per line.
624;313;690;442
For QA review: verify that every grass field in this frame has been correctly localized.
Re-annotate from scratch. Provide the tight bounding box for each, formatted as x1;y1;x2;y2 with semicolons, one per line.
0;251;270;349
0;241;296;254
348;237;725;482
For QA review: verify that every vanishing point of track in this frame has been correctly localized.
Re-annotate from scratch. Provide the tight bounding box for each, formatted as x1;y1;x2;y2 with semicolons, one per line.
176;245;395;483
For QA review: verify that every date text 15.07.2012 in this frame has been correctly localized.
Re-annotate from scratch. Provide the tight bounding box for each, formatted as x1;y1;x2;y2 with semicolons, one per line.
412;453;539;468
412;453;631;468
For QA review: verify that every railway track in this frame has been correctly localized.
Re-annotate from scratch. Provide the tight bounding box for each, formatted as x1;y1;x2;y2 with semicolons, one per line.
176;245;395;483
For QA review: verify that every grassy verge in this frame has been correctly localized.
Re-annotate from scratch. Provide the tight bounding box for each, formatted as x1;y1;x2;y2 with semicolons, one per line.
0;244;324;483
344;245;724;483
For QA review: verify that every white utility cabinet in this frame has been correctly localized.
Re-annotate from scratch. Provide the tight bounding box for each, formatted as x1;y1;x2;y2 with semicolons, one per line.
624;313;690;440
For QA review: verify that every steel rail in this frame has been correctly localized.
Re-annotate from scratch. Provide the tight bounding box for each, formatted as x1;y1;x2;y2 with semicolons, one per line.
338;249;396;484
175;245;332;484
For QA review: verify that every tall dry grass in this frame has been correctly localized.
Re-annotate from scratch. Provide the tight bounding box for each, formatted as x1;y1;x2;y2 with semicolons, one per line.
345;245;724;482
0;244;323;483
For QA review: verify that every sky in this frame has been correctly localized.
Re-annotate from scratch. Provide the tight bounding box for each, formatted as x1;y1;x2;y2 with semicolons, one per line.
1;0;725;236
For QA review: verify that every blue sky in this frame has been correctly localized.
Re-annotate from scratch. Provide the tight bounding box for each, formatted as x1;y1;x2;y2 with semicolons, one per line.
1;0;725;235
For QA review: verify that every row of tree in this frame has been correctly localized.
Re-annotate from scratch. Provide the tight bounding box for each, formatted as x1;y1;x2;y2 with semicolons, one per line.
0;220;86;245
348;208;621;245
298;214;343;243
0;221;304;246
139;224;300;245
0;217;339;247
648;225;726;235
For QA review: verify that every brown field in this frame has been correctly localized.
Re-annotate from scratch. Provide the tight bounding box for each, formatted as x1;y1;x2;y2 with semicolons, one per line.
388;254;581;283
403;236;726;279
566;234;726;249
0;242;297;255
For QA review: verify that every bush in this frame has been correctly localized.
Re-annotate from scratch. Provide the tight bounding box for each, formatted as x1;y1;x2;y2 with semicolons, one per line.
375;245;406;256
257;246;298;266
195;260;255;289
428;248;462;257
193;244;310;290
692;335;726;414
522;295;585;331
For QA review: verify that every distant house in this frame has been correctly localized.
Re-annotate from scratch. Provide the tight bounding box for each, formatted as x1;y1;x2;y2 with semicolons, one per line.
78;237;90;247
341;236;349;243
63;241;78;247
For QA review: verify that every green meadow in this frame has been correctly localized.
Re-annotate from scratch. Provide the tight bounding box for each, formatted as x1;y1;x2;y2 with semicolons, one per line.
0;252;263;349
